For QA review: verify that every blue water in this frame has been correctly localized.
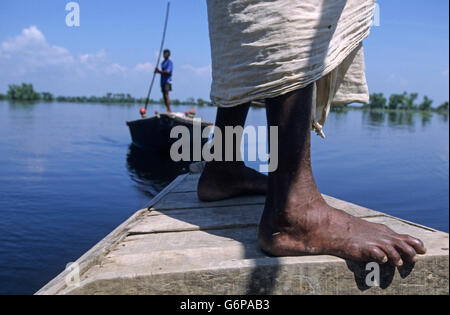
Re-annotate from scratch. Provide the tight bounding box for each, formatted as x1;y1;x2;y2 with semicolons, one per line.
0;101;448;294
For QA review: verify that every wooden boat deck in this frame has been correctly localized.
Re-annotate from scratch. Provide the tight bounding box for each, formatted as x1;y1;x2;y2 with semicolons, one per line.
37;164;449;295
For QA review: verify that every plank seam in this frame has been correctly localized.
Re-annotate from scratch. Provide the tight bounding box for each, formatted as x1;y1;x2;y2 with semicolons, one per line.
153;202;265;211
145;173;189;209
127;223;258;236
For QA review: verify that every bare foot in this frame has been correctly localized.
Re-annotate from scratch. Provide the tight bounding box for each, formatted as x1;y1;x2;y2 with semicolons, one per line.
258;196;427;266
197;161;268;201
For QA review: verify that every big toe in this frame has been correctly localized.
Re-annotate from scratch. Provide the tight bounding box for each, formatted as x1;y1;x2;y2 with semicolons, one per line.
402;235;427;255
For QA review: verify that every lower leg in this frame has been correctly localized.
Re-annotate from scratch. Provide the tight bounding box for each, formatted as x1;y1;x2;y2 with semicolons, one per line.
258;86;426;265
197;103;268;201
164;92;172;113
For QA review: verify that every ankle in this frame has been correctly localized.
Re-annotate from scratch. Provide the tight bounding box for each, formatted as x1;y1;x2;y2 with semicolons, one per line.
262;194;327;230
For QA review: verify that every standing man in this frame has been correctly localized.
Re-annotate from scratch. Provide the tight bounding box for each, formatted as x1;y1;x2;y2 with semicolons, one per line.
155;49;173;113
198;0;426;265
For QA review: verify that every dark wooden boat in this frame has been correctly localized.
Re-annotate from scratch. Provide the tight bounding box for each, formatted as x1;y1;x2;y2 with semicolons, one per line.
126;112;212;155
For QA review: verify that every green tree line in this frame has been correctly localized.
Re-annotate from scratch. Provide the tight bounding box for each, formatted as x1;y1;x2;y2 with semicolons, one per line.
366;92;448;113
0;83;213;107
1;83;448;113
0;83;53;102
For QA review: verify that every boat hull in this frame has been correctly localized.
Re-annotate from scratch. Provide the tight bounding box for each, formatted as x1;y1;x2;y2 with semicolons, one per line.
126;113;212;158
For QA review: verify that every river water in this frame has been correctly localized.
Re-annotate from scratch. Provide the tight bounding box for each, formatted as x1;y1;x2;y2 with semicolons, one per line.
0;101;448;294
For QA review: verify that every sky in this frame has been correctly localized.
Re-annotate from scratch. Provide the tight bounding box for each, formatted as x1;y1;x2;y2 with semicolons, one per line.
0;0;448;105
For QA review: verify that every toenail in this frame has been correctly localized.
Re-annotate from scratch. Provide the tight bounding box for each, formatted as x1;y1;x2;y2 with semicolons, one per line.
397;259;403;266
412;255;419;262
382;256;388;263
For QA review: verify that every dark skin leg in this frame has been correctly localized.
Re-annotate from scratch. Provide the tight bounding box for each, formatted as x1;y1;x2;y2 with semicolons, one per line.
163;91;172;113
258;85;426;265
197;103;268;201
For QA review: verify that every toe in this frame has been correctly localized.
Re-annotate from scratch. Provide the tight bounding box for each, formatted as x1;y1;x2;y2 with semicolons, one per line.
391;238;419;263
365;246;388;264
401;235;427;255
381;243;403;267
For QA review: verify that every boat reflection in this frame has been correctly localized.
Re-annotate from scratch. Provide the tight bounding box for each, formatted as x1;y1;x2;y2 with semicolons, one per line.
126;144;191;198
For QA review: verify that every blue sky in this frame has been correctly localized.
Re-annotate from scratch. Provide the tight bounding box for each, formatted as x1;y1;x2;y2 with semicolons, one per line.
0;0;448;105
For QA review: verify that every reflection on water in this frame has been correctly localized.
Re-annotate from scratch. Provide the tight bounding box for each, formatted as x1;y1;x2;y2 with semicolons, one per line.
360;109;447;129
8;100;40;110
366;111;385;126
327;107;446;130
126;145;191;198
387;111;414;128
420;112;432;127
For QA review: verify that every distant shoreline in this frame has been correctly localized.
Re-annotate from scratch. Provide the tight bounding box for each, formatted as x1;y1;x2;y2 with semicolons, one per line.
1;99;448;116
0;83;448;114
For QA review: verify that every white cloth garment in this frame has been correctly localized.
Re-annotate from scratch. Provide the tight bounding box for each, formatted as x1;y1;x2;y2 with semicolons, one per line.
206;0;375;137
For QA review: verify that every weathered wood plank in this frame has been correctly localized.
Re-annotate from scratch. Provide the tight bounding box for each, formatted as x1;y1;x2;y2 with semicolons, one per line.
153;191;266;210
145;173;190;208
128;205;263;234
116;219;447;261
322;195;384;218
65;216;449;295
119;226;260;255
69;252;449;295
129;200;383;235
171;174;200;193
152;190;384;219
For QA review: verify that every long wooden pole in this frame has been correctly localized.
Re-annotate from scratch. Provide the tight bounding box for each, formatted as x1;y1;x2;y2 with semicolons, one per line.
143;0;171;114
